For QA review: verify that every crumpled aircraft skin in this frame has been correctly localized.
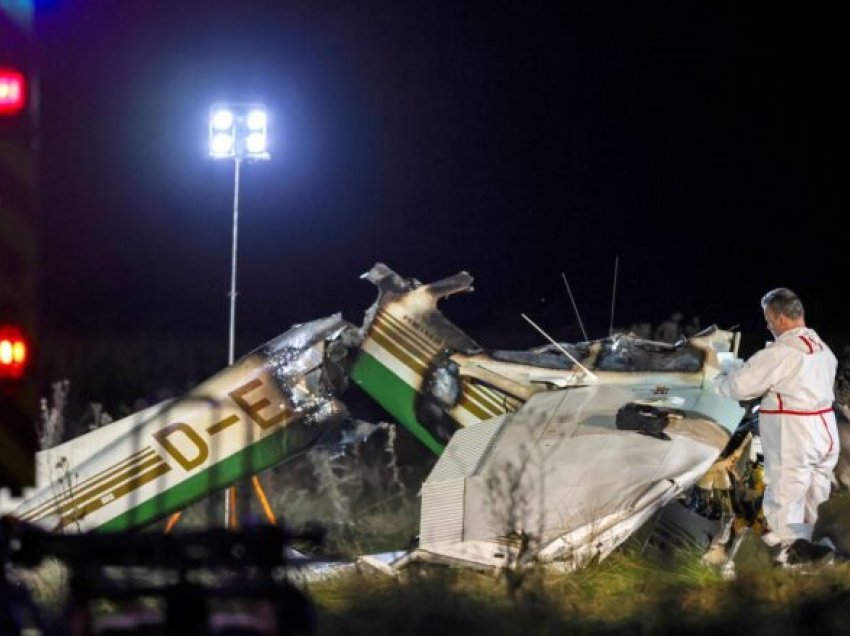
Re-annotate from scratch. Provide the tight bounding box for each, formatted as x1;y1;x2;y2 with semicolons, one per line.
409;384;739;571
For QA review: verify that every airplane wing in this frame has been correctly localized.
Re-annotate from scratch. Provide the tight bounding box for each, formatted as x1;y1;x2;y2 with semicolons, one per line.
406;383;743;571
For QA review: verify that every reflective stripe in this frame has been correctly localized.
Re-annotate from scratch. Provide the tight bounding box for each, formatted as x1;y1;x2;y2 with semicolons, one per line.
797;334;824;354
760;406;835;456
759;407;834;416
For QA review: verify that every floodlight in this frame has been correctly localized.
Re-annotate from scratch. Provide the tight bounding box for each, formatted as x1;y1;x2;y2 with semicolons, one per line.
244;132;266;154
208;103;270;161
246;109;267;131
210;132;235;157
212;109;234;130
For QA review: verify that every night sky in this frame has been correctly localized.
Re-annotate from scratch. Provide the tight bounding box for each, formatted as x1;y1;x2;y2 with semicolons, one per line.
35;2;848;373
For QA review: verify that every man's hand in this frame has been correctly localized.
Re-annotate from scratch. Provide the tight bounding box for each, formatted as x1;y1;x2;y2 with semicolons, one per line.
718;352;745;374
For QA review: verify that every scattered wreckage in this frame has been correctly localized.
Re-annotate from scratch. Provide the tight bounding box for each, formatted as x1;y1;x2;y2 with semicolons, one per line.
10;263;819;572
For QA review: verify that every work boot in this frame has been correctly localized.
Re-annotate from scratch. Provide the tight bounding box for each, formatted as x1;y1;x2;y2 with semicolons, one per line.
814;536;843;563
814;536;837;551
784;538;835;567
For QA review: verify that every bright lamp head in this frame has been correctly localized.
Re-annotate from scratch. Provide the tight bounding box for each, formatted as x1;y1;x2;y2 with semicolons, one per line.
246;109;267;131
210;132;235;157
245;132;267;154
208;103;270;161
212;109;234;130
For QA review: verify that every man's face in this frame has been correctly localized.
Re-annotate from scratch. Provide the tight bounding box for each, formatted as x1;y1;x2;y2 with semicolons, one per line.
764;308;783;339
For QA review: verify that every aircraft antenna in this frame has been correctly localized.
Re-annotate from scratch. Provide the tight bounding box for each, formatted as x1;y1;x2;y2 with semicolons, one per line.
521;313;597;380
608;255;619;337
561;272;589;342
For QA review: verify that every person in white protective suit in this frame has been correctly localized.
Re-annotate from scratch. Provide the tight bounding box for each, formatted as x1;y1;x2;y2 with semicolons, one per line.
714;287;838;565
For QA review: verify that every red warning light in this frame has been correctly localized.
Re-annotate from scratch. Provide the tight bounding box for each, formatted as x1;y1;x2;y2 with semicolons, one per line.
0;324;28;380
0;68;26;115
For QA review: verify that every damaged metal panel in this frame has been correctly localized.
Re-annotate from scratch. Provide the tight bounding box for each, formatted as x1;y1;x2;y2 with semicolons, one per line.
420;478;466;546
415;384;739;571
420;415;506;545
351;263;498;453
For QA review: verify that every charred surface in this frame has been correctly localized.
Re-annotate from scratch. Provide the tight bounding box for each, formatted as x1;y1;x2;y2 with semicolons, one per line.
594;336;705;373
416;351;463;444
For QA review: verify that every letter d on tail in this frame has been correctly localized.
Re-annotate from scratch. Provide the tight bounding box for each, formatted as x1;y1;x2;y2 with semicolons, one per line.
154;423;209;471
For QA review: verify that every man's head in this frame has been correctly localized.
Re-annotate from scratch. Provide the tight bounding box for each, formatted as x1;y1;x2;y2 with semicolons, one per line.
761;288;805;338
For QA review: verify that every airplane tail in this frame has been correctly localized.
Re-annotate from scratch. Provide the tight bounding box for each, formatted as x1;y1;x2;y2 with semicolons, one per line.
13;316;352;532
351;264;522;454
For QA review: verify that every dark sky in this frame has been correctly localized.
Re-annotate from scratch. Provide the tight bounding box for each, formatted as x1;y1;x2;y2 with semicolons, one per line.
35;2;848;360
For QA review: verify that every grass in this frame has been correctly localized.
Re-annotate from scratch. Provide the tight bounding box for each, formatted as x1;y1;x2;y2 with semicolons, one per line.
309;542;850;636
304;492;850;635
16;528;850;635
164;425;426;558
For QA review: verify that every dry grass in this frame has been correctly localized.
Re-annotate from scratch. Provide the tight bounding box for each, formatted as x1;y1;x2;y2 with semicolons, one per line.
15;532;850;635
309;542;850;636
306;492;850;636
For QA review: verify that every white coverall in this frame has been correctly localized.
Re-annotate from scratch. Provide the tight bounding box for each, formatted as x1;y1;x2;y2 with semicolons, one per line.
716;327;838;545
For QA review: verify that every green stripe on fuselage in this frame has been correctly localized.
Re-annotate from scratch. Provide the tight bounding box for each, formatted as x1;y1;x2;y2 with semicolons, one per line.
99;422;320;532
351;351;445;456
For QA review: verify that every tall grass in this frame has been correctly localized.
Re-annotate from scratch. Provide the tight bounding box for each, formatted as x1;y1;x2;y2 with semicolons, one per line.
311;542;850;636
263;425;422;557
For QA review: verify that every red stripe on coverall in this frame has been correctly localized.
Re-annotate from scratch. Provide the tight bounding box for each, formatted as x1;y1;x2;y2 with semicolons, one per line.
799;335;814;353
759;406;835;454
759;407;834;416
798;335;823;353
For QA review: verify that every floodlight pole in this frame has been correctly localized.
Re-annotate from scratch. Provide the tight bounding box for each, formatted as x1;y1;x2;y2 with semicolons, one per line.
209;103;269;531
228;156;242;367
224;155;242;530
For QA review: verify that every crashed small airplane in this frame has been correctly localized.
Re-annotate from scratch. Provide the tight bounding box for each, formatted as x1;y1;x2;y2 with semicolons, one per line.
11;263;774;571
352;264;749;570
